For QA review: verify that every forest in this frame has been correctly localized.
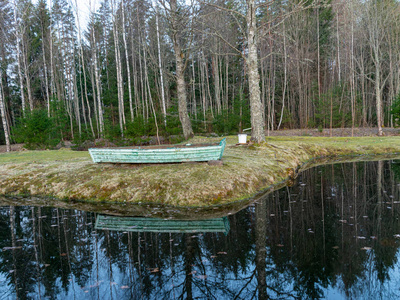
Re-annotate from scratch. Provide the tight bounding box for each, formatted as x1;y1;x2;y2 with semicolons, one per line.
1;0;400;150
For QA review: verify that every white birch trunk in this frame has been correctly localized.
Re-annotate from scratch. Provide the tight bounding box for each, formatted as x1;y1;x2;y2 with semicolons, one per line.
75;0;95;138
225;55;229;111
137;34;146;118
71;47;81;136
143;41;160;144
92;29;104;136
117;39;126;126
111;0;125;136
90;0;104;136
13;0;26;116
121;0;134;122
0;71;10;152
191;56;197;119
41;28;50;117
212;55;221;114
49;0;55;100
155;4;167;126
90;62;99;134
21;41;33;111
277;21;287;130
132;49;140;116
336;8;341;83
316;5;321;99
350;1;355;136
375;64;383;136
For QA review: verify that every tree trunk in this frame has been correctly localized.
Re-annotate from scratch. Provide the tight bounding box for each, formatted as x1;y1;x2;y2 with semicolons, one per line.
350;1;355;136
91;29;104;137
90;62;99;134
136;7;146;120
277;21;287;130
175;49;194;140
72;57;82;137
111;0;125;136
75;0;95;138
375;66;383;136
49;1;55;104
21;40;33;111
122;0;134;122
13;0;26;117
170;0;193;140
212;54;221;114
41;25;50;117
191;56;197;118
0;71;11;152
246;0;265;142
155;4;167;126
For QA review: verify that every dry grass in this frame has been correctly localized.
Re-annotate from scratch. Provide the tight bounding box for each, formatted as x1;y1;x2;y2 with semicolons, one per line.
1;136;400;208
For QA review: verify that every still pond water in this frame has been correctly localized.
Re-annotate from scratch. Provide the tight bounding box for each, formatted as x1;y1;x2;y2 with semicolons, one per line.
2;160;400;299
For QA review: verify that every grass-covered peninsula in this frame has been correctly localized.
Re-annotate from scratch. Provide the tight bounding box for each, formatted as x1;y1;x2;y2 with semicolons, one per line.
1;135;400;214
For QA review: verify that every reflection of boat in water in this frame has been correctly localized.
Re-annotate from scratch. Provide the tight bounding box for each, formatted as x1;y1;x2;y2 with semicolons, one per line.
95;215;230;234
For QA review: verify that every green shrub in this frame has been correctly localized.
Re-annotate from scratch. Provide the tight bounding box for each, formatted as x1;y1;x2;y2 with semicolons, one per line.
125;115;147;138
391;94;400;126
13;109;61;149
212;95;250;135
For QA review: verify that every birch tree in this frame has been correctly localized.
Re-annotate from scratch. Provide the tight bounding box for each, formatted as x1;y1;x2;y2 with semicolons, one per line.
89;1;104;137
121;0;134;122
36;0;51;116
20;1;34;111
13;0;26;117
0;69;10;152
154;3;167;126
111;0;126;136
74;0;95;138
0;0;12;130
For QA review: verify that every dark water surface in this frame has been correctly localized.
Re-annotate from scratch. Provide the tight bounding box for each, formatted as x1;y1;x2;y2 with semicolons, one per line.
2;160;400;299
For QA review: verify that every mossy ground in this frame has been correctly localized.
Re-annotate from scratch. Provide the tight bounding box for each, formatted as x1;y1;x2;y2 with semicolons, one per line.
1;136;400;208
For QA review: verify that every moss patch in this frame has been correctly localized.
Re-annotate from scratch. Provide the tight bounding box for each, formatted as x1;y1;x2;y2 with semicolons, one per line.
1;136;400;208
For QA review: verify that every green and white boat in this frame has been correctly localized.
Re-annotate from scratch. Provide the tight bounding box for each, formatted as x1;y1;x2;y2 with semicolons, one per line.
89;138;226;164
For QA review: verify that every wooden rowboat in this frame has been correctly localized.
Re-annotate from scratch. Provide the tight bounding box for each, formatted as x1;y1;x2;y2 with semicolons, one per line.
89;138;226;164
95;214;230;234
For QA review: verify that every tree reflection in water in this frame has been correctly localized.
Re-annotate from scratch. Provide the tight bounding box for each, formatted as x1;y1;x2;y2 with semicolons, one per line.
2;160;400;299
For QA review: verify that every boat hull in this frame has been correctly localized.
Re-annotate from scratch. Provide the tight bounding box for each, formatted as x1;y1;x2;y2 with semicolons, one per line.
88;138;226;163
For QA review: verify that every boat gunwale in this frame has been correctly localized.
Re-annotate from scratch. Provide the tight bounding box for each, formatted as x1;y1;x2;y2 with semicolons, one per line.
88;145;223;153
88;141;220;151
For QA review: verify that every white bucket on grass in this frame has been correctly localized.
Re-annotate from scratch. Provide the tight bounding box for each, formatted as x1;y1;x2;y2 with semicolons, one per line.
238;134;247;144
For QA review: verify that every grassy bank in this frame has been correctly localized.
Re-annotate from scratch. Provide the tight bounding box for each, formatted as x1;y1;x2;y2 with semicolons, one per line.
1;136;400;210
